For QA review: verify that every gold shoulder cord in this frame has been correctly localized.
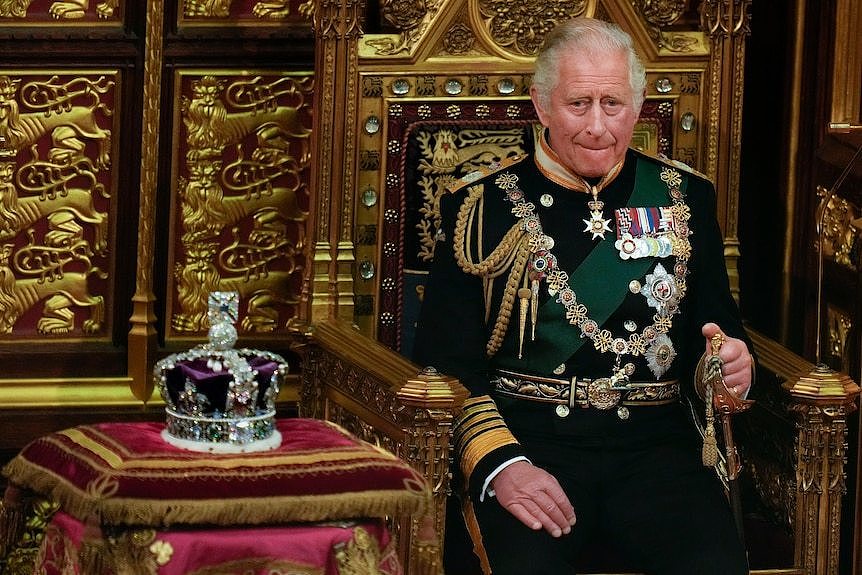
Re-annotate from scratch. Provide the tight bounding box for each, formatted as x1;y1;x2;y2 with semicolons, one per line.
453;184;530;357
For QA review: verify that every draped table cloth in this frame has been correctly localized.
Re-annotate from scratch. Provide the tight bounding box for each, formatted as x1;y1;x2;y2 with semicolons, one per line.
36;510;400;575
3;418;430;575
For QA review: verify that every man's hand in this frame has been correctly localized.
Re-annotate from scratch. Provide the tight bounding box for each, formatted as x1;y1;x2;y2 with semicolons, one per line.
490;460;576;537
701;323;753;397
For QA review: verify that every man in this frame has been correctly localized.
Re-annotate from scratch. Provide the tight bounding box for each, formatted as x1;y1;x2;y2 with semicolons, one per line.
413;17;752;575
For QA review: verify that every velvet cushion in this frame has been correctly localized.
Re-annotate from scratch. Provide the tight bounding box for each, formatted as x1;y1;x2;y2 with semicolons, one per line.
2;418;429;527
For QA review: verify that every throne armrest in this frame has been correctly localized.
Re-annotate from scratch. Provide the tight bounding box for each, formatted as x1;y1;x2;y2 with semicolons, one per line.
744;327;860;574
298;318;468;575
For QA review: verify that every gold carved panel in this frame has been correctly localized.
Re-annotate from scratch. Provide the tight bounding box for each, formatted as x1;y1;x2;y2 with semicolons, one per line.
0;70;119;340
0;0;123;24
178;0;312;27
167;70;313;338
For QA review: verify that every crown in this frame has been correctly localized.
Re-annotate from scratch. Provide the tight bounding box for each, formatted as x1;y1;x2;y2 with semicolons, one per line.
154;291;288;453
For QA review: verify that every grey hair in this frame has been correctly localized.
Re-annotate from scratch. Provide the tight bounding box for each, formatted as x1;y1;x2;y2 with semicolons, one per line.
532;18;646;111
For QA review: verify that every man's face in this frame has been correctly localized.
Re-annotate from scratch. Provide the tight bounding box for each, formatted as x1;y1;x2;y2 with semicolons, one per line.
531;49;642;178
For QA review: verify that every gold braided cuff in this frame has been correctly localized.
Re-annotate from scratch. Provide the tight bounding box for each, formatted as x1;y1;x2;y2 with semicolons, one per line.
453;396;519;483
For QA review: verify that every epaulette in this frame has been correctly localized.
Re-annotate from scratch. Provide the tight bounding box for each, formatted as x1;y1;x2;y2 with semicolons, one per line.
634;148;713;183
446;154;528;194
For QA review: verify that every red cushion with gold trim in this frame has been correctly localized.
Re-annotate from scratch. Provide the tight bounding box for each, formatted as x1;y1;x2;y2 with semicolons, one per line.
2;418;429;527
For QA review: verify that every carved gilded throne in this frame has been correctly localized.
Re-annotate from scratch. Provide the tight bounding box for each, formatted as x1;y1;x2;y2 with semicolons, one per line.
298;1;860;574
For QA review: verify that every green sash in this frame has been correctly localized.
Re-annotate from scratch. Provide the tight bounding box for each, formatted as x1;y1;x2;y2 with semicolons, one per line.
513;157;688;373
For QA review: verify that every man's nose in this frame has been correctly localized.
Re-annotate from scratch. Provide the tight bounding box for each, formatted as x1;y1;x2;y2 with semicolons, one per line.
584;106;608;137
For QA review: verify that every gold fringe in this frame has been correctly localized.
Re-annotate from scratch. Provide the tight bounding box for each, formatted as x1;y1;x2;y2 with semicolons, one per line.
2;458;429;528
702;429;718;467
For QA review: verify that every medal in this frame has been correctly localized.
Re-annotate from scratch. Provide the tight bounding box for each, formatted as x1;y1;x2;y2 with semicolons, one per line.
643;263;679;310
567;162;623;241
645;334;676;378
615;233;640;259
583;209;613;240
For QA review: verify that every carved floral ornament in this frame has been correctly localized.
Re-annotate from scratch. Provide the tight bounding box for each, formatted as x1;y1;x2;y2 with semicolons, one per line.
633;0;687;27
477;0;592;56
367;0;709;58
369;0;595;57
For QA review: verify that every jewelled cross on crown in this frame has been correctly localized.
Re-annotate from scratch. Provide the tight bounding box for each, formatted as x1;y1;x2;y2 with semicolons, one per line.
207;291;239;352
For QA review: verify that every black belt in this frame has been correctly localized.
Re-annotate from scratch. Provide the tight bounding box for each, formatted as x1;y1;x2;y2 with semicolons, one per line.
493;369;680;410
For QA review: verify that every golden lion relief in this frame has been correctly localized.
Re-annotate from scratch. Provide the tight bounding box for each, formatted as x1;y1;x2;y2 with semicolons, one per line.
0;241;106;335
182;0;290;19
0;0;118;19
172;74;312;333
0;76;113;171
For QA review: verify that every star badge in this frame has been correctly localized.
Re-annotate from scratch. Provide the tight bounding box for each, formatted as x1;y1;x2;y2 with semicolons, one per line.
583;211;613;240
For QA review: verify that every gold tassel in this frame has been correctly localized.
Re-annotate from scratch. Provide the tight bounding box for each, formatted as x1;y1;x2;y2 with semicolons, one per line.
517;287;531;359
702;384;718;467
530;279;539;341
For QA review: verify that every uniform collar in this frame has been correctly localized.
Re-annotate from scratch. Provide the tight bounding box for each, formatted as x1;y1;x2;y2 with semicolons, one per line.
534;129;626;192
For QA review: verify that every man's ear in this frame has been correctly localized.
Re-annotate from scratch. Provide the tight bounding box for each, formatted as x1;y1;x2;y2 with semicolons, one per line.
530;85;550;127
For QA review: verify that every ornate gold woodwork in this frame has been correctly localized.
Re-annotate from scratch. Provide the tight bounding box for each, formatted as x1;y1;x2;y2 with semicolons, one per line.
166;71;312;339
817;185;860;271
178;0;311;27
0;71;118;340
781;362;860;575
701;0;751;301
0;0;121;21
128;0;164;401
827;305;853;373
830;0;862;128
305;0;366;325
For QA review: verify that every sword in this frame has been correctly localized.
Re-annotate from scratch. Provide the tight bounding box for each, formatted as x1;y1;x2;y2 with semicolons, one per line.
697;334;754;543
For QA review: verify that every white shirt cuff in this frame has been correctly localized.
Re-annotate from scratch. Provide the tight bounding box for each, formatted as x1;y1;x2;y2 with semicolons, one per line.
479;456;530;502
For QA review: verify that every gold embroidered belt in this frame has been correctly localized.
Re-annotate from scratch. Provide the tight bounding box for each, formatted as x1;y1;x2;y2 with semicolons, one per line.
493;369;680;410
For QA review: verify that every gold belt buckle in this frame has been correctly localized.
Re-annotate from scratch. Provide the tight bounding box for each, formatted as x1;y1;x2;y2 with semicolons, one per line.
587;378;621;410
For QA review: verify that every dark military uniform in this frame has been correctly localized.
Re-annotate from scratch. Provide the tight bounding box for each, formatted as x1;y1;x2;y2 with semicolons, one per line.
414;137;750;574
